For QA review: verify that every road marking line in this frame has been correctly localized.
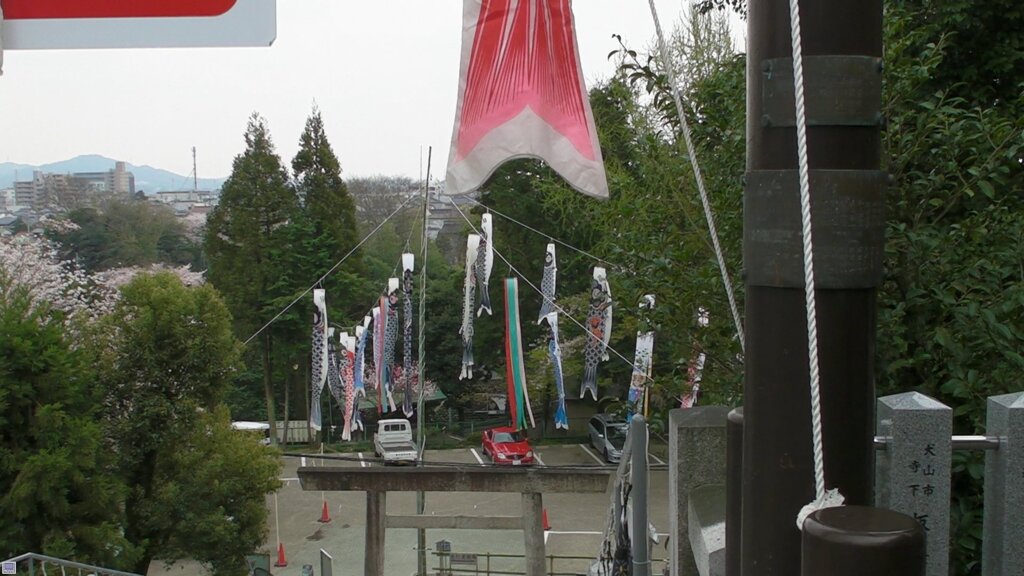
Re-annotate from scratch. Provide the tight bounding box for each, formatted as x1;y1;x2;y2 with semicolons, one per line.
278;477;299;482
650;453;665;465
470;448;484;464
358;452;367;468
546;530;603;535
579;444;605;465
301;456;307;467
544;531;549;544
534;452;546;466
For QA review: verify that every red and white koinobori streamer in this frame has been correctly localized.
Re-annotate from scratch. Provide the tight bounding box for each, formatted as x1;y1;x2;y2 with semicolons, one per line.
446;0;609;199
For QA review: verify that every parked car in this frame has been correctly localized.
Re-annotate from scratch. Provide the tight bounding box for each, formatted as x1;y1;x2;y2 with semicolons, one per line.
481;426;535;465
231;421;272;446
588;414;628;463
373;418;419;465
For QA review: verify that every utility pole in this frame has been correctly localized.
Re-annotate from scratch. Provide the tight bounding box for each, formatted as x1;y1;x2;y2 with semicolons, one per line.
630;415;649;576
742;0;884;574
192;146;198;193
416;146;432;576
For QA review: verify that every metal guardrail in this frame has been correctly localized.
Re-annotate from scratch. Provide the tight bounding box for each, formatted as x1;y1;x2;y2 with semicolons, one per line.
432;550;669;576
3;553;141;576
873;434;1001;450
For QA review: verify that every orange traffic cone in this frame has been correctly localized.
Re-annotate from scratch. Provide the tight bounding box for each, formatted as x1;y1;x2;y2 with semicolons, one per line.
319;500;332;523
274;542;288;567
542;508;551;531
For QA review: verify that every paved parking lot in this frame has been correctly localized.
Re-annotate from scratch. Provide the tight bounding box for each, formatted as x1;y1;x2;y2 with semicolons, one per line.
152;443;671;575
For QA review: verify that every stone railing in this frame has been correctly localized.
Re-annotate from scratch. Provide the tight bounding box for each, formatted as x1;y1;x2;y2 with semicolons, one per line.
668;391;1023;576
875;391;1023;576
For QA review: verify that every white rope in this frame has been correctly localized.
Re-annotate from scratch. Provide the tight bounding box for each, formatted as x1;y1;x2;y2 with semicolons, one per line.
447;196;654;385
786;0;843;524
646;0;745;353
242;193;419;345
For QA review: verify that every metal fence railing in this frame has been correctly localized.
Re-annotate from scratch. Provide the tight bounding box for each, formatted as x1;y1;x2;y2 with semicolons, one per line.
432;550;668;576
2;552;141;576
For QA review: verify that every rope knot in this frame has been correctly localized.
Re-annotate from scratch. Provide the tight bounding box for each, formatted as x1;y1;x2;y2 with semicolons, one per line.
796;488;845;530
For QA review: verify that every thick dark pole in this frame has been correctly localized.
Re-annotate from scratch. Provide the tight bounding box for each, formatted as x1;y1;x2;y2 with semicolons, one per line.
743;0;884;574
802;507;925;576
630;416;649;576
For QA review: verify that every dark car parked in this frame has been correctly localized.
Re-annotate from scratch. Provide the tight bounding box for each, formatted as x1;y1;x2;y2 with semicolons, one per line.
587;414;628;463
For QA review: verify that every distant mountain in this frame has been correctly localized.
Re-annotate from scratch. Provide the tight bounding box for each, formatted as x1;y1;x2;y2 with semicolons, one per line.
0;155;227;194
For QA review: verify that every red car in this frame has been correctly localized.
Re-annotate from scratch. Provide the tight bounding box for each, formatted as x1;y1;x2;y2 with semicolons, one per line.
481;426;535;465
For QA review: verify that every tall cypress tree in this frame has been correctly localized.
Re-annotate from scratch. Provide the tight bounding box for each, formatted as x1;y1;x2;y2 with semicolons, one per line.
205;112;297;444
292;106;370;323
293;106;359;254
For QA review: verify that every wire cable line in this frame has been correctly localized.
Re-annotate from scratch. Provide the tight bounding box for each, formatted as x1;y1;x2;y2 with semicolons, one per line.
646;0;746;353
243;193;420;346
461;196;622;270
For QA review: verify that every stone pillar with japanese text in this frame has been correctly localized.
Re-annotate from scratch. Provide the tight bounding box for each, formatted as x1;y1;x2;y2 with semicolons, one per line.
875;392;952;576
983;392;1024;576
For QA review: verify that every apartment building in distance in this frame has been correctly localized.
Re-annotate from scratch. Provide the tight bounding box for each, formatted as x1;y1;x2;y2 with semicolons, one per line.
72;161;136;196
1;188;16;211
12;162;136;211
153;189;218;218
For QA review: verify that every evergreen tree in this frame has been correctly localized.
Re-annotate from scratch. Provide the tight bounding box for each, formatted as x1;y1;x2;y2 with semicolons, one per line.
94;272;279;575
293;105;359;254
0;275;135;567
205;113;298;445
291;107;372;322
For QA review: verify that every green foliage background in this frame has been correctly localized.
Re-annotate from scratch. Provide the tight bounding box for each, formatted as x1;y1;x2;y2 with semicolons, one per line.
0;270;281;575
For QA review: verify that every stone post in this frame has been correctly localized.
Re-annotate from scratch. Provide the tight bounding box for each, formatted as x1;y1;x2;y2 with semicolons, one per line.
522;492;546;576
688;485;726;576
669;407;729;576
982;392;1024;576
365;491;386;576
875;392;951;576
725;408;742;576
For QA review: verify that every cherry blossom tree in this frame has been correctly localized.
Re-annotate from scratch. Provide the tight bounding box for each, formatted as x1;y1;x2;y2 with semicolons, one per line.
0;231;205;323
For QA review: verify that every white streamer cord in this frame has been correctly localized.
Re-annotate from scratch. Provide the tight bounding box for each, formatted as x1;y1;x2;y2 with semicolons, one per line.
785;0;844;525
646;0;745;353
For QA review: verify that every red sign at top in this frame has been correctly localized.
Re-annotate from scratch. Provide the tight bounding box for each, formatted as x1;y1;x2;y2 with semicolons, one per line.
2;0;238;20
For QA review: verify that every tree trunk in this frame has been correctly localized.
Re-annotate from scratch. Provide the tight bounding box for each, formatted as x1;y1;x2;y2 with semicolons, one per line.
127;451;159;574
282;367;291;448
263;333;278;446
306;361;312;447
132;550;156;575
541;380;552;439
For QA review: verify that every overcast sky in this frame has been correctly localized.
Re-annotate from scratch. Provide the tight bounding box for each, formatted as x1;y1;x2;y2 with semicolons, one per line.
0;1;740;180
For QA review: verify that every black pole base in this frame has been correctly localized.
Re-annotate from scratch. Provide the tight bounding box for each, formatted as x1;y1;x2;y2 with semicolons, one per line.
801;506;925;576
